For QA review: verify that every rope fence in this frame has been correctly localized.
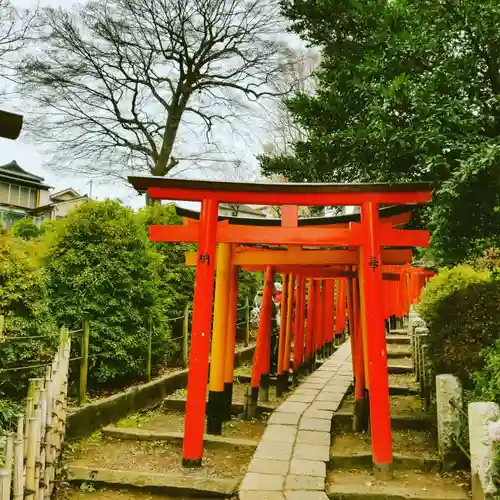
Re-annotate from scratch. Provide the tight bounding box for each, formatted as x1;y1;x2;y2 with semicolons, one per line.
0;296;252;406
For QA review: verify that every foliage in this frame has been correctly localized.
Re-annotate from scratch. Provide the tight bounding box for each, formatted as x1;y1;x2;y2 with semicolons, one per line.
471;247;500;274
261;0;500;264
0;234;58;398
19;0;293;178
0;398;23;433
417;265;491;323
136;204;194;354
473;338;500;404
11;218;41;240
428;144;500;264
44;200;170;385
418;267;500;386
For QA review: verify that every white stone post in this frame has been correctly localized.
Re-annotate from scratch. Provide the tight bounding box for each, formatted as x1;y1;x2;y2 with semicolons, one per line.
436;374;463;470
468;402;500;500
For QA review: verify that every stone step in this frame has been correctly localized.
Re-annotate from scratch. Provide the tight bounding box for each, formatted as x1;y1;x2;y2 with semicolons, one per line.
326;470;468;500
162;397;277;415
388;364;413;375
329;453;440;472
388;328;410;335
385;336;411;345
334;410;433;432
67;465;239;496
387;348;412;359
389;385;419;396
102;425;259;449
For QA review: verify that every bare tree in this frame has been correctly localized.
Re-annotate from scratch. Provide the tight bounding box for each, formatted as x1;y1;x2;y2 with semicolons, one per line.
0;0;35;99
19;0;297;180
262;46;319;157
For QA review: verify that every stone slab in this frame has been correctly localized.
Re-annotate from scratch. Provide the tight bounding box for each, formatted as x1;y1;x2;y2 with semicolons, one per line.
315;392;344;402
240;473;285;491
320;385;349;394
289;459;326;478
285;491;329;500
67;466;237;495
308;400;341;411
239;340;353;500
248;458;290;476
254;441;294;461
293;388;321;396
303;409;334;421
240;492;285;500
299;417;331;432
286;394;316;404
284;474;324;491
293;443;330;461
263;425;297;443
277;401;310;413
296;430;331;447
307;373;332;381
267;412;301;426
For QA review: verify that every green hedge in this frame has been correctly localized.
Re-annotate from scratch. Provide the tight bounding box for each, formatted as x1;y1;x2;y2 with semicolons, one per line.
0;200;262;403
417;265;491;323
44;200;173;385
0;234;58;431
417;265;500;386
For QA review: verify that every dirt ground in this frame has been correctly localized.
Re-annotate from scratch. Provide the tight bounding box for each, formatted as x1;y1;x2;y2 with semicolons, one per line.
116;409;268;441
56;485;198;500
67;435;253;480
331;428;437;457
339;391;426;416
164;379;287;408
327;469;470;496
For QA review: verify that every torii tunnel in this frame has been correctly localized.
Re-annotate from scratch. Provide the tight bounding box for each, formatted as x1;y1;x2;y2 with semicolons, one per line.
129;177;433;479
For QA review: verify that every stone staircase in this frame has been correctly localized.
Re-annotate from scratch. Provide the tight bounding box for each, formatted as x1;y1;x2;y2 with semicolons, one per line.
326;332;469;500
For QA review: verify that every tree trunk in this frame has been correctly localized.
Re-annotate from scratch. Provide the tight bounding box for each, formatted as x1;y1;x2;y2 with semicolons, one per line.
153;94;190;177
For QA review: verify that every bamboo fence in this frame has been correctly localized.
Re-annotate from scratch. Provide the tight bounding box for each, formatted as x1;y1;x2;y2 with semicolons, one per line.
0;326;71;500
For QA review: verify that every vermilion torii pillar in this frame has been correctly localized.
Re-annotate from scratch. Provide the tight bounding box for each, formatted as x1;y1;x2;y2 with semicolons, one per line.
128;176;432;476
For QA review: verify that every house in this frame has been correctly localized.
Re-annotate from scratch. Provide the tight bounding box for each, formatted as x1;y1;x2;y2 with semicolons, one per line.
218;203;266;218
33;187;89;222
0;161;88;228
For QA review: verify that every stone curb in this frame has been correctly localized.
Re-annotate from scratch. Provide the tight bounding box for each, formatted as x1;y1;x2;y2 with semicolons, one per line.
239;341;353;500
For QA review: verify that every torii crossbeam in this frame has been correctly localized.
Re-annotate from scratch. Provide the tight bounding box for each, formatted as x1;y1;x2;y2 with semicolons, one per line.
129;176;432;479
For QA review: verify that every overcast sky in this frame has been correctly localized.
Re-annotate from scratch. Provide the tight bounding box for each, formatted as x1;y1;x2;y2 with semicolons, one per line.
2;0;296;209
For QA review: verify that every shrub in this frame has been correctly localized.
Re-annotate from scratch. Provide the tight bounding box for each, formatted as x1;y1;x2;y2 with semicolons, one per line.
473;339;500;404
0;235;58;398
419;274;500;386
417;265;491;323
11;218;41;240
136;204;194;316
135;204;195;361
45;200;170;385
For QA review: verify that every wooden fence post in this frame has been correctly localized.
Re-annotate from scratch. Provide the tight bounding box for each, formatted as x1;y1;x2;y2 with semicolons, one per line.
79;317;90;406
244;297;250;347
147;316;152;381
183;304;190;368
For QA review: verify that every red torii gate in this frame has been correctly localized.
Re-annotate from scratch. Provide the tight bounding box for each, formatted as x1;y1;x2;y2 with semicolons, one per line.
129;176;432;479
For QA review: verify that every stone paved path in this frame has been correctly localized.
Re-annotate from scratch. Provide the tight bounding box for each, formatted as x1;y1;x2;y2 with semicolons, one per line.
239;341;352;500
